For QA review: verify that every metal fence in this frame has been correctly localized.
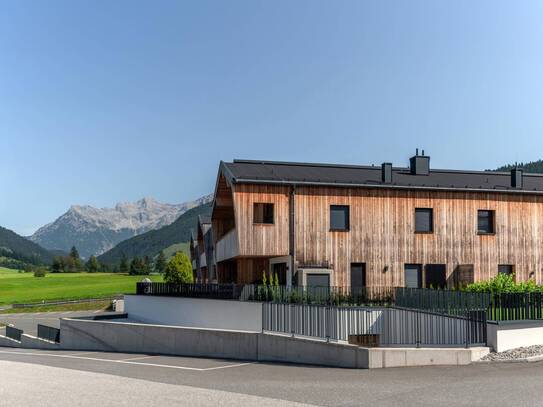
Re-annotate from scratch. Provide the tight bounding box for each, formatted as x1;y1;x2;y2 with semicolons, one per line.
136;282;244;300
37;324;60;343
395;287;490;316
262;303;487;347
5;325;23;342
488;292;543;321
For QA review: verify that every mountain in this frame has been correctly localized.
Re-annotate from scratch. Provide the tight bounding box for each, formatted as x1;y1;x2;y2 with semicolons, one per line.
495;160;543;173
30;194;213;259
98;201;212;266
0;226;53;268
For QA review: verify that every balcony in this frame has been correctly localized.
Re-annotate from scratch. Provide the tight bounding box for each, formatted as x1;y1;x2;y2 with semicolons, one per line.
215;228;240;262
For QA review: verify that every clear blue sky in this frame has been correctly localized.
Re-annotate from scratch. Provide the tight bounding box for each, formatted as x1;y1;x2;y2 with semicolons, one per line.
2;1;543;235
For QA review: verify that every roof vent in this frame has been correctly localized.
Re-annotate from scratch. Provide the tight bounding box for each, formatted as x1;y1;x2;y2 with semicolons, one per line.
410;149;430;175
511;168;523;189
382;163;392;183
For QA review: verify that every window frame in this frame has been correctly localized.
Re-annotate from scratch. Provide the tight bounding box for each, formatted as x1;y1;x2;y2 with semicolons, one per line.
253;202;275;225
329;205;350;232
477;209;496;235
414;208;434;234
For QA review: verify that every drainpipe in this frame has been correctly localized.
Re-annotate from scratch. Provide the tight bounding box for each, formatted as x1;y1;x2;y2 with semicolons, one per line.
288;185;296;288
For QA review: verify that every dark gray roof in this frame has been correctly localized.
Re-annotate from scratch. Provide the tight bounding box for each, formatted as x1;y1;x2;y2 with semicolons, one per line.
221;159;543;195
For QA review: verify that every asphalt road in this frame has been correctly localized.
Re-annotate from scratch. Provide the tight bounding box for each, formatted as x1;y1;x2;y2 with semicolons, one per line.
0;311;119;335
0;347;543;406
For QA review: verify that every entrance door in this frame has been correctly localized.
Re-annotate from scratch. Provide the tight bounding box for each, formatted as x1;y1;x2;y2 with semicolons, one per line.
350;263;366;296
306;273;330;299
425;264;447;289
272;263;287;285
404;264;422;288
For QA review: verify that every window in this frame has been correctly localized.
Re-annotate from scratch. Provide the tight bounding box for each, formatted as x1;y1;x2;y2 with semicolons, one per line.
425;264;446;289
405;264;422;288
498;265;514;276
415;208;433;233
253;203;274;224
330;205;350;231
477;210;495;234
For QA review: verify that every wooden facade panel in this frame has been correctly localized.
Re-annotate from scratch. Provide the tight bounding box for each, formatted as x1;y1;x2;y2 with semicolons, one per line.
232;184;290;258
294;187;543;286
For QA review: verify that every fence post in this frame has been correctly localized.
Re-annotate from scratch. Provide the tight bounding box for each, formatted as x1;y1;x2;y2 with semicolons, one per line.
326;306;330;343
464;312;469;348
290;304;295;338
415;310;420;348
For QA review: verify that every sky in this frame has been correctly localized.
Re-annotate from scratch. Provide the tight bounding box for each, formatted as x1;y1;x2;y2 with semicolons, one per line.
2;0;543;236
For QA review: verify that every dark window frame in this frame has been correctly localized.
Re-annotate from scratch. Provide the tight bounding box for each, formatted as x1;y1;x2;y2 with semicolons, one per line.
477;210;495;235
253;202;274;225
330;205;350;231
415;208;434;234
498;264;514;276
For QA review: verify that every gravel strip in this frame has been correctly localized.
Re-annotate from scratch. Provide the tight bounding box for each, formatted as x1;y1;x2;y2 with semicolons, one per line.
482;345;543;361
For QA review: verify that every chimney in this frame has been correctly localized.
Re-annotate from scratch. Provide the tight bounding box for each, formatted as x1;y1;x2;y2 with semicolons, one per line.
511;168;523;189
382;163;392;183
409;149;430;175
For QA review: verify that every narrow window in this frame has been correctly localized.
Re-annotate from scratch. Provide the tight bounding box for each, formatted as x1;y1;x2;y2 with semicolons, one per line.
477;210;495;234
498;265;514;276
253;203;274;224
330;205;350;231
415;208;433;233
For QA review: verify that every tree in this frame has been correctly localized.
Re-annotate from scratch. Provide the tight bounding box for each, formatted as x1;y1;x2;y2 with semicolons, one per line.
143;255;152;275
154;250;167;274
164;252;193;284
119;253;129;274
51;256;65;273
129;257;142;275
86;255;100;273
69;246;80;261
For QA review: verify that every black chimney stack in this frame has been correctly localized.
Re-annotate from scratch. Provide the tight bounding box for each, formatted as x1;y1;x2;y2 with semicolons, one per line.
409;149;430;175
511;168;523;189
382;163;392;183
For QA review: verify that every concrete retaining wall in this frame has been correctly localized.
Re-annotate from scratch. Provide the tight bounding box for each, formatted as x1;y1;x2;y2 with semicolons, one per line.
57;318;484;368
0;334;61;350
487;320;543;352
124;295;262;332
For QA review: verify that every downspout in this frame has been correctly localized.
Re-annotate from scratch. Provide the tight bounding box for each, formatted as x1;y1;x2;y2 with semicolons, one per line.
289;185;296;287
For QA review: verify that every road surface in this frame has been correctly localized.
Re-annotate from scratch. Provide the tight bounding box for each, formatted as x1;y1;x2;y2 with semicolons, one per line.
0;347;543;406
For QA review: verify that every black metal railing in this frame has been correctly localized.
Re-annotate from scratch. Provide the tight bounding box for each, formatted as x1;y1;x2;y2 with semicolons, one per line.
395;287;490;316
488;292;543;321
37;324;60;343
136;282;244;300
262;303;487;347
5;325;23;342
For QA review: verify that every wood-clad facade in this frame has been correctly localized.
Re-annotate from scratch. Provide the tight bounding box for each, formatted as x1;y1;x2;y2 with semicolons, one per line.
211;156;543;287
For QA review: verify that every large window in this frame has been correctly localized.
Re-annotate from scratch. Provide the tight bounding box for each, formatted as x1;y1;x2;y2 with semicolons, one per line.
253;203;274;224
330;205;350;231
477;210;495;234
415;208;433;233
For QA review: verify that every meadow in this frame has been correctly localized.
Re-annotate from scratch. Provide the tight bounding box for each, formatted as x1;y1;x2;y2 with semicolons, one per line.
0;267;163;305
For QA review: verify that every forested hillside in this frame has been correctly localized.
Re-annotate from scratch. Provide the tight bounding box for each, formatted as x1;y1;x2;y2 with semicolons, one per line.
495;160;543;173
0;226;53;268
98;202;212;266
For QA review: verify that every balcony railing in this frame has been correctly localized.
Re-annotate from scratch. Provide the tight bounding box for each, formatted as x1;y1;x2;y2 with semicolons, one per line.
215;228;239;262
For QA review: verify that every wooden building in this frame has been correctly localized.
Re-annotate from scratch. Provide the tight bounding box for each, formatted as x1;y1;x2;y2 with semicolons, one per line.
210;151;543;288
191;215;216;283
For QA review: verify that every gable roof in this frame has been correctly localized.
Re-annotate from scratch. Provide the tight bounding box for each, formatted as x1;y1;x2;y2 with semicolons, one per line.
220;159;543;195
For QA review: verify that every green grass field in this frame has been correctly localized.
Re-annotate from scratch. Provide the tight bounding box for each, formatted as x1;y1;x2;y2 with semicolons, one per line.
0;268;163;305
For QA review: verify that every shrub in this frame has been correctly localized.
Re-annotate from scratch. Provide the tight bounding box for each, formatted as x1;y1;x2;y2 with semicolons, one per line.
33;268;47;278
464;273;543;293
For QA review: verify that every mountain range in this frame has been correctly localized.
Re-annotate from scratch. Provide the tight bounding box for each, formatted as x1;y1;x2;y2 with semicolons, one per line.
98;201;212;265
30;194;213;259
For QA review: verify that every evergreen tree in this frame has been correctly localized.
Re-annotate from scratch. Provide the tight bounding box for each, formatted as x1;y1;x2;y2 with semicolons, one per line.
119;253;129;274
154;250;167;274
143;255;152;275
51;256;65;273
86;255;100;273
164;252;193;284
69;246;80;261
